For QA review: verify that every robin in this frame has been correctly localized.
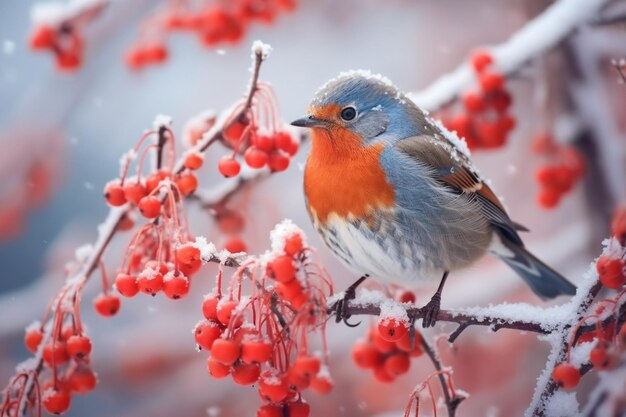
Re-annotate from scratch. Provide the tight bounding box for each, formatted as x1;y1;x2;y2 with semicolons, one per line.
291;71;576;327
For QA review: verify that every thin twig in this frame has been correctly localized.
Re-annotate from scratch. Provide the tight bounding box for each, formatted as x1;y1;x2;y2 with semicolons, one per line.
419;337;465;417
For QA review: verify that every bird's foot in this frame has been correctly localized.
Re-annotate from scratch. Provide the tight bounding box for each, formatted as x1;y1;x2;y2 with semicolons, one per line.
420;293;441;328
333;275;368;328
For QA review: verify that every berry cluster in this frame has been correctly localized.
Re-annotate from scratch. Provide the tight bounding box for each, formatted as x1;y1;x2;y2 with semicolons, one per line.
443;50;516;150
195;221;333;417
9;291;98;415
217;83;299;177
352;292;423;383
552;238;626;391
28;24;84;72
126;0;296;71
532;132;586;209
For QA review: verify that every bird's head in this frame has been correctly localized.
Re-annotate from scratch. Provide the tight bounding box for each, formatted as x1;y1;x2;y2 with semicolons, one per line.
291;71;424;145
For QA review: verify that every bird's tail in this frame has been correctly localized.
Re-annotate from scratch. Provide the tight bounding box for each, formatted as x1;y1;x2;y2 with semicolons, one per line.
490;233;576;299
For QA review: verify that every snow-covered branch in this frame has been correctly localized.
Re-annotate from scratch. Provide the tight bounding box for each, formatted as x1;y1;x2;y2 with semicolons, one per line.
409;0;614;111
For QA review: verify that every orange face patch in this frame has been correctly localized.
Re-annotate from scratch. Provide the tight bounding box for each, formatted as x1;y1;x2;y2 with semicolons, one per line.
304;126;396;226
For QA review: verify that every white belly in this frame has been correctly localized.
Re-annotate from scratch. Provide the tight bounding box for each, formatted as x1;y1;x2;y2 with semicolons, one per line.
319;214;444;285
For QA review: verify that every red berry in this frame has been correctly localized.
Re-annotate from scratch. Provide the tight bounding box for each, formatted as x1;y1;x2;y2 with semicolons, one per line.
43;342;69;366
252;134;274;152
68;365;97;394
462;91;485;113
143;42;168;63
259;371;289;402
611;205;626;245
25;328;44;353
224;237;247;253
352;341;382;369
232;362;261;385
104;181;127;206
43;388;71;415
241;339;273;364
163;273;190;299
257;404;283;417
145;170;170;193
218;156;241;177
373;363;395;383
590;345;614;370
396;332;423;357
184;152;204;170
244;146;269;169
115;273;138;297
178;258;202;277
286;365;311;390
211;339;242;366
597;257;625;289
471;50;493;73
384;352;411;376
29;25;56;50
288;401;311;417
66;335;92;359
137;269;164;296
176;173;198;196
537;188;561;209
123;182;147;204
176;245;201;265
138;196;161;218
268;151;290;172
56;50;82;72
378;318;409;342
370;327;395;353
479;72;505;92
398;291;416;304
309;373;334;394
93;294;120;317
125;46;147;70
284;233;304;256
207;356;231;379
293;355;321;379
223;121;247;145
490;89;512;112
202;294;221;320
552;363;580;389
268;255;296;283
194;321;223;350
216;300;239;326
276;279;302;301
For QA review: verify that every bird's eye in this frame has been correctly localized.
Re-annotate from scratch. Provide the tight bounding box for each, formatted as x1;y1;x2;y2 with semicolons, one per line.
340;106;357;121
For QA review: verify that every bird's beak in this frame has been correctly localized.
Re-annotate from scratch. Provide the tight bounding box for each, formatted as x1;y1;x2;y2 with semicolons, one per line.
290;115;328;129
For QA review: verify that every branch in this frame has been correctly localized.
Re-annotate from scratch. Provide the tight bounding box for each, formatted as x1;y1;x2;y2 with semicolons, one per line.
527;280;604;417
12;41;270;417
420;337;465;417
409;0;614;111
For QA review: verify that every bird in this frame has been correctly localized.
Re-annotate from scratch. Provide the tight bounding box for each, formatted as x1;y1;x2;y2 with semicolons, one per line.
290;70;576;328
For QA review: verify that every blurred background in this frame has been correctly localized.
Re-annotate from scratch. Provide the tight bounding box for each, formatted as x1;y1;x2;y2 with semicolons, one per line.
1;0;625;416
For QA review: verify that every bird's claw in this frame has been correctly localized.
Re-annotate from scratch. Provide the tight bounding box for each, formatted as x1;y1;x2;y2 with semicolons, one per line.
421;294;441;328
333;275;368;328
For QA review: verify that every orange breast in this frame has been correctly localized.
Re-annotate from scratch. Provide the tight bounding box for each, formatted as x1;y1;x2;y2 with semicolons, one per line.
304;127;396;226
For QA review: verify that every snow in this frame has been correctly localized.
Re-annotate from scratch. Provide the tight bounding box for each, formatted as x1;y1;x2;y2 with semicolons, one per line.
569;341;595;368
429;117;471;159
3;40;15;55
543;391;580;417
379;298;409;324
251;40;272;60
454;302;572;332
408;0;613;111
269;219;306;255
75;244;94;263
153;114;173;130
31;0;103;25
